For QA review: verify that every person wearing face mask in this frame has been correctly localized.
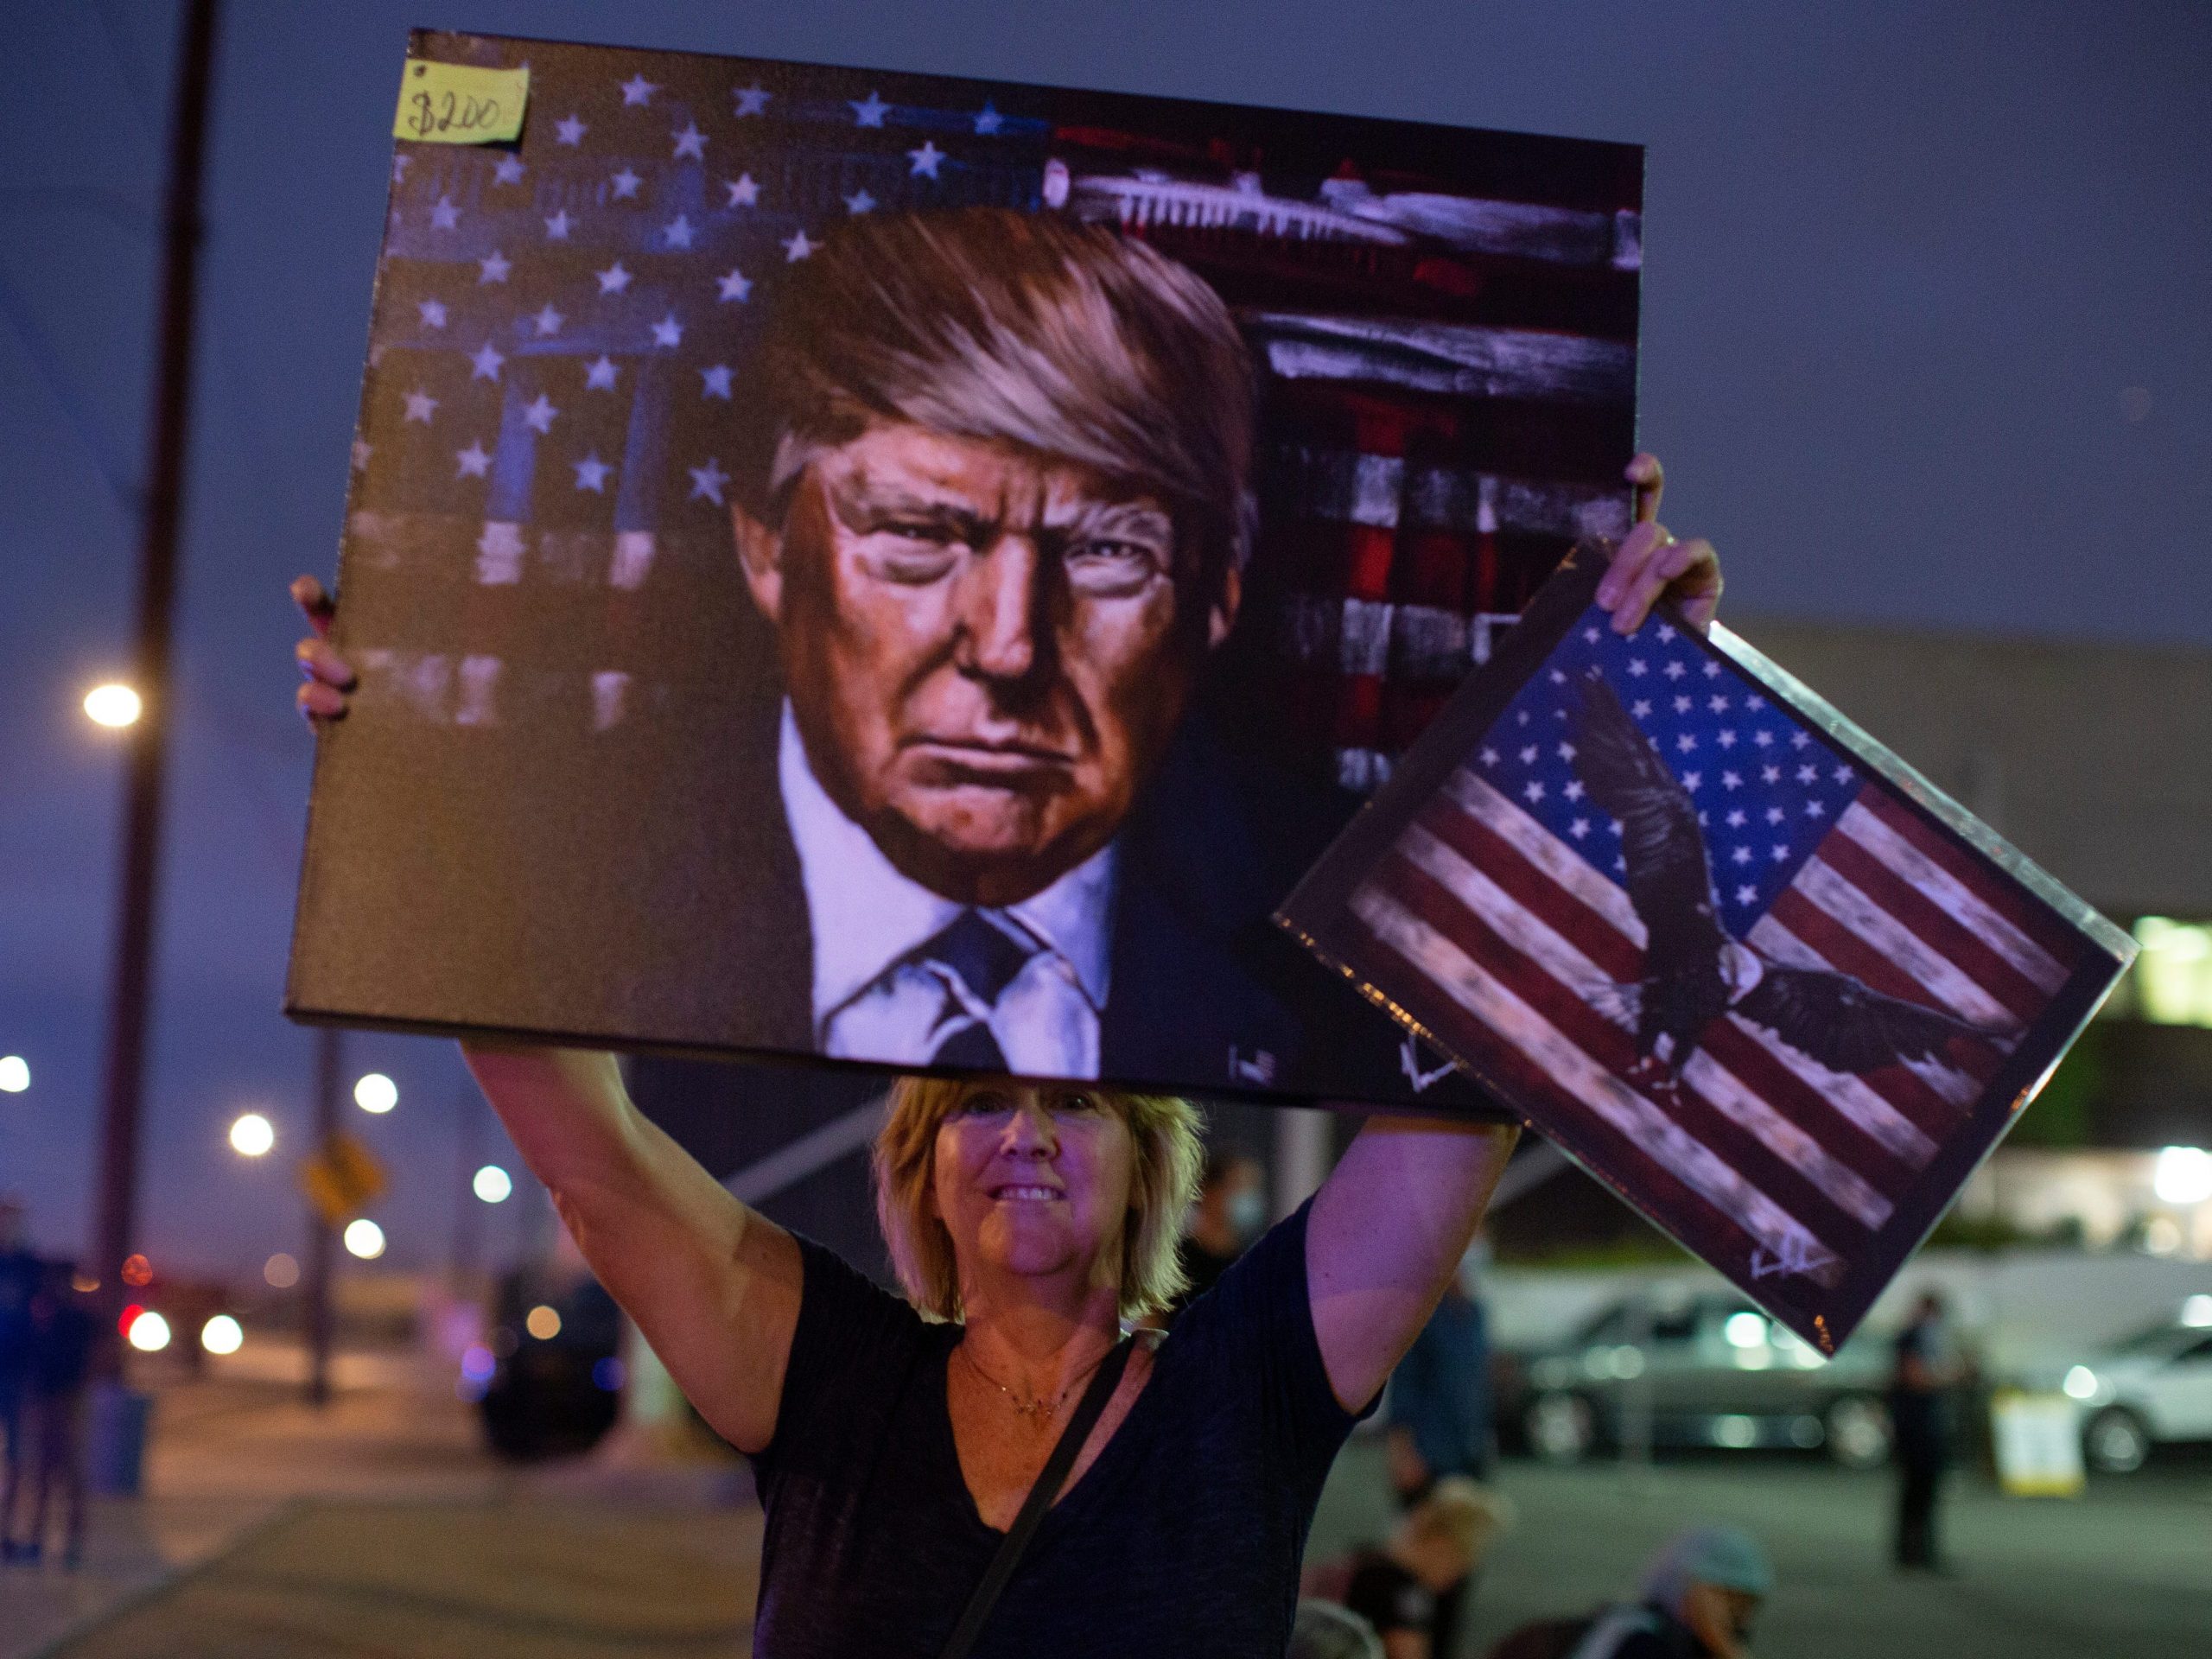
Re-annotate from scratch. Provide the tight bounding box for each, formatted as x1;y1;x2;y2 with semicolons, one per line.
1484;1524;1774;1659
1172;1152;1268;1314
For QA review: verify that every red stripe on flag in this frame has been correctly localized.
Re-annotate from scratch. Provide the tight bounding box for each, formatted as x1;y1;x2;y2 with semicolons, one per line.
1695;1015;1938;1173
1818;831;2050;1024
1413;799;1643;982
1856;790;2082;968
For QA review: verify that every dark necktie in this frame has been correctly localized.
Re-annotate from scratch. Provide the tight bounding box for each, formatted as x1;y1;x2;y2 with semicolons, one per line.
918;910;1038;1071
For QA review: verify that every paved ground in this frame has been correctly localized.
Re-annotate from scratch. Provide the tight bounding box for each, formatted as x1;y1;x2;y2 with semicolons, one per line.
1311;1436;2212;1659
8;1357;2207;1656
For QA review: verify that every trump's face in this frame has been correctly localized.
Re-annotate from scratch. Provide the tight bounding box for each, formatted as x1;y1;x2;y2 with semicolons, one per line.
736;421;1239;907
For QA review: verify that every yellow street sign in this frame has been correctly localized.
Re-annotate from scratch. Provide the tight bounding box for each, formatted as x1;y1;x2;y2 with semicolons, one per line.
299;1133;389;1227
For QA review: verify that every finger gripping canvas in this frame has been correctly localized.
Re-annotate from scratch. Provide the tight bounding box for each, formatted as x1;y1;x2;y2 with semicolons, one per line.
286;31;1642;1110
1279;548;2135;1345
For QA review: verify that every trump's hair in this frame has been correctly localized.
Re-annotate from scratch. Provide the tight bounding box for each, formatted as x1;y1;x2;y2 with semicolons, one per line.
871;1075;1207;1323
733;207;1257;581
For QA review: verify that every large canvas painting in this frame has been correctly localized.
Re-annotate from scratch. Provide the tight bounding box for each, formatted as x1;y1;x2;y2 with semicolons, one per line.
1279;544;2137;1344
288;30;1642;1109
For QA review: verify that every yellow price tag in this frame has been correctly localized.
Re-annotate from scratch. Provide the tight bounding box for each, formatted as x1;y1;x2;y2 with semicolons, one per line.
393;60;529;145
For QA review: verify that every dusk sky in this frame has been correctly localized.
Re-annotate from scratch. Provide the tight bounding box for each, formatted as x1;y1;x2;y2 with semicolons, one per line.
3;2;2207;1281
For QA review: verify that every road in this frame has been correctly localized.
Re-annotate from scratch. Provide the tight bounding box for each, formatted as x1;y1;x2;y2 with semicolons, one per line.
7;1363;2206;1656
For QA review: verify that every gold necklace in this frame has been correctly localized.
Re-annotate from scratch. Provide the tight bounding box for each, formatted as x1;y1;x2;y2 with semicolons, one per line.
957;1338;1116;1421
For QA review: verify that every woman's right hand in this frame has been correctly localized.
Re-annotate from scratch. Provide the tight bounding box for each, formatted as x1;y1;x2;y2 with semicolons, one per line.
290;575;356;722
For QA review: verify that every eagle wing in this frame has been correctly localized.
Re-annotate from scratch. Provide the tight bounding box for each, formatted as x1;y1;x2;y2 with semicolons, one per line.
1734;963;2010;1073
1569;675;1731;973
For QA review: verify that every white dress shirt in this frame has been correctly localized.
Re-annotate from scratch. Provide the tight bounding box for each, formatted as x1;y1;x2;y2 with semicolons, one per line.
778;704;1116;1077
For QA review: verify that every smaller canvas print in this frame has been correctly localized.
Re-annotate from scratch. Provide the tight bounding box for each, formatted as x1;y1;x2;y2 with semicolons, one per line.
1280;543;2136;1348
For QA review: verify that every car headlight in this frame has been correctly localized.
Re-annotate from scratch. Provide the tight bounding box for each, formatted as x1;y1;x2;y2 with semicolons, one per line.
2062;1365;2101;1402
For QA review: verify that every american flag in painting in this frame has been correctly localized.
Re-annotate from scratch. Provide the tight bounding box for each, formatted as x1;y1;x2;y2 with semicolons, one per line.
348;32;1638;776
1290;582;2113;1344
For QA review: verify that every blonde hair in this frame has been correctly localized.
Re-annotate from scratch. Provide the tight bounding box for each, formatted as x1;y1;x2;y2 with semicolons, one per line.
1405;1477;1516;1563
871;1076;1206;1322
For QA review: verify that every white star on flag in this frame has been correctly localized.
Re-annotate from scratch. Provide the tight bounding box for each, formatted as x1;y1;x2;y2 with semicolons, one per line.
843;189;875;214
469;342;504;381
555;113;587;145
664;213;695;248
532;304;564;336
455;440;492;478
733;82;770;117
651;313;683;348
403;389;438;423
429;194;460;230
611;168;642;200
725;173;760;208
716;268;752;302
493;155;525;185
689;458;729;504
522;395;559;434
620;73;658;106
700;365;734;398
596;261;632;295
417;298;447;328
974;102;1002;135
782;228;815;262
544;209;573;240
478;250;512;283
584;356;619;391
573;453;612;493
672;123;708;160
908;141;945;178
850;92;889;126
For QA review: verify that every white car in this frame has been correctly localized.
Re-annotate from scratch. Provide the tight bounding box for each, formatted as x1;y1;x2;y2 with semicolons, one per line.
2056;1306;2212;1474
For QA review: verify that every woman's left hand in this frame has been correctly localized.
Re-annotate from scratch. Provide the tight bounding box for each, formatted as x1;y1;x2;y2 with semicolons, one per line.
1595;453;1722;635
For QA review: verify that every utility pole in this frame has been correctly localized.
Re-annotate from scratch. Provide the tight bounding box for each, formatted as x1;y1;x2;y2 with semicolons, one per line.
90;0;222;1344
304;1027;342;1407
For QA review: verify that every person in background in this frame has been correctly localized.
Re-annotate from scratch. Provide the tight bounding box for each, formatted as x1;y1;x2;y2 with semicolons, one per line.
1384;1235;1497;1652
2;1260;95;1568
1292;1599;1386;1659
1339;1477;1515;1659
0;1199;38;1551
1889;1289;1961;1573
1483;1524;1772;1659
1170;1149;1266;1313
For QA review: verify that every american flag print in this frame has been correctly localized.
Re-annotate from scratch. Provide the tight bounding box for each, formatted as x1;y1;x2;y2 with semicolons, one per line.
1284;549;2134;1345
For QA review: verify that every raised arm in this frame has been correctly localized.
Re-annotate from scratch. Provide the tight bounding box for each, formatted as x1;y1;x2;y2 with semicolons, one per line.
1306;454;1719;1412
462;1046;801;1454
292;576;800;1453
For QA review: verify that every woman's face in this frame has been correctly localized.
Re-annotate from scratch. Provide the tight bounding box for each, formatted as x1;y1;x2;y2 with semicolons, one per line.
931;1084;1137;1294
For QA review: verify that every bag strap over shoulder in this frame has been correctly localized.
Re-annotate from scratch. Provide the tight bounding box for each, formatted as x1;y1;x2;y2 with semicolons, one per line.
937;1334;1137;1659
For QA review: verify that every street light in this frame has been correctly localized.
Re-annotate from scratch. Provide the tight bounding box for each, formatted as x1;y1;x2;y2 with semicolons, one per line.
2152;1146;2212;1206
0;1056;27;1092
83;683;143;728
228;1112;274;1157
342;1218;385;1260
126;1310;172;1352
353;1072;397;1115
472;1164;512;1204
200;1313;243;1355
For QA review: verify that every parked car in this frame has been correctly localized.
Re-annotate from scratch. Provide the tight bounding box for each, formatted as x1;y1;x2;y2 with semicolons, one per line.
2050;1310;2212;1474
1503;1289;1896;1468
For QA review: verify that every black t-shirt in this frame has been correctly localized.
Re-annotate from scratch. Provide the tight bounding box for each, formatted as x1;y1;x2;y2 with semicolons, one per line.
749;1198;1372;1657
1344;1548;1435;1639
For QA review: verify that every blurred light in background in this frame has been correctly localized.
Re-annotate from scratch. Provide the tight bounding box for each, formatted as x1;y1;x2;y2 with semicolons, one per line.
353;1072;397;1115
342;1218;386;1260
83;683;143;728
472;1164;512;1204
2063;1365;2100;1400
1723;1312;1768;1349
524;1304;561;1340
460;1344;496;1384
126;1310;171;1352
200;1314;243;1356
0;1055;28;1092
2183;1295;2212;1328
263;1252;299;1288
228;1112;274;1157
2152;1146;2212;1206
120;1253;152;1287
2131;918;2212;1028
592;1357;626;1393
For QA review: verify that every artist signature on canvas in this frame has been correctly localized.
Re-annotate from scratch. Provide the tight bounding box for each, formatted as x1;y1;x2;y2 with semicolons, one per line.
1749;1236;1837;1281
1399;1035;1457;1093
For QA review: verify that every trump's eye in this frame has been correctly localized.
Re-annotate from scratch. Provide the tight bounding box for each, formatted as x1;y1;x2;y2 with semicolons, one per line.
861;525;963;583
1064;537;1167;597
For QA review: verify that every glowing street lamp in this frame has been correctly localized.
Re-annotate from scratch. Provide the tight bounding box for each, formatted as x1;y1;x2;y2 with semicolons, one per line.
0;1055;28;1092
126;1310;172;1352
200;1314;243;1356
353;1072;397;1115
472;1164;513;1204
342;1218;386;1260
2152;1146;2212;1206
228;1112;274;1157
84;683;143;728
